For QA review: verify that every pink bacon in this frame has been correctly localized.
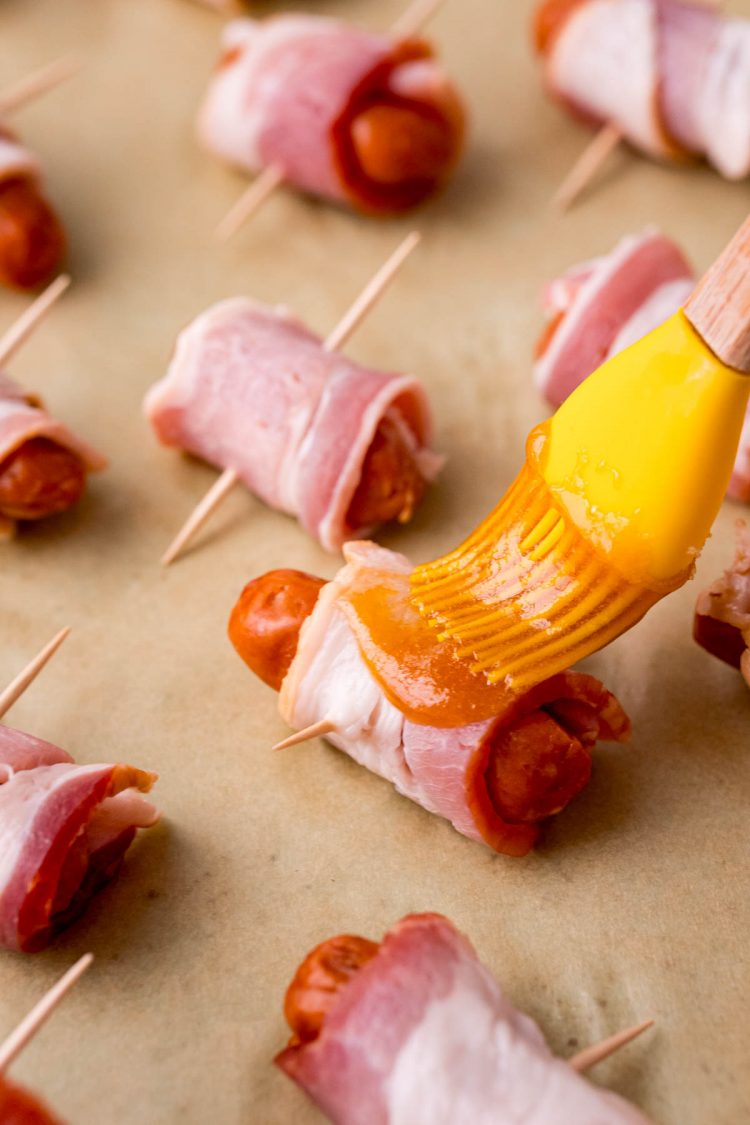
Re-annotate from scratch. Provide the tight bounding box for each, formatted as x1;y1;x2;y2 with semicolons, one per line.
0;725;157;953
144;299;440;553
277;913;653;1124
198;15;464;214
540;0;750;181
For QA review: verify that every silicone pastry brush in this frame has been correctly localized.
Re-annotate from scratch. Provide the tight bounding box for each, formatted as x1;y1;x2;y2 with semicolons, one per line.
410;215;750;691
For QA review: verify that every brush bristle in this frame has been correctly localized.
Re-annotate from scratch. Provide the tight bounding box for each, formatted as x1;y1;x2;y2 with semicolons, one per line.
410;464;666;689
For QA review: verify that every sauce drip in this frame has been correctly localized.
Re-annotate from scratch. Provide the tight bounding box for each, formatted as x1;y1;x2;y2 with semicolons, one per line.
343;569;517;728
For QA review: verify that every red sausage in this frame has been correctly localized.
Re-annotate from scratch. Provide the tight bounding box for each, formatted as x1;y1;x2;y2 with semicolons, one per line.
0;437;86;521
0;177;65;290
693;609;746;671
484;710;592;824
283;934;380;1046
228;569;326;691
346;415;428;530
350;102;463;187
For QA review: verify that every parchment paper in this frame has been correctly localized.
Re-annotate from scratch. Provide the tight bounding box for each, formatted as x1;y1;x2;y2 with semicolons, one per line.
0;1;748;1122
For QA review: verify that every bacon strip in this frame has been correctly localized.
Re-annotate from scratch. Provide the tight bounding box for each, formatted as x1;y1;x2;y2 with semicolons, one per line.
197;16;465;213
0;375;106;474
278;542;629;856
694;522;750;687
277;913;652;1124
538;0;750;180
144;299;441;552
0;725;158;952
534;229;750;504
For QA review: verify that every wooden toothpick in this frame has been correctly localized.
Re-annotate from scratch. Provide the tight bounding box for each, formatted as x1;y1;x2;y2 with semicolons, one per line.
0;627;71;721
322;230;420;352
0;56;82;118
214;164;286;242
552;122;623;212
160;230;420;566
273;718;337;751
160;465;239;567
0;275;71;370
391;0;447;40
193;0;241;10
569;1019;654;1073
0;954;93;1075
214;0;446;241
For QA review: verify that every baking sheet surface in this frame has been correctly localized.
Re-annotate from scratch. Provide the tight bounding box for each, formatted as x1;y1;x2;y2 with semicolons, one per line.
1;1;749;1122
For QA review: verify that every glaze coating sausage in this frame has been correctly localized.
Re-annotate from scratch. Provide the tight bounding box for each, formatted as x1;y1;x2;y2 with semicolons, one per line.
0;438;86;521
228;569;326;691
0;177;65;290
346;415;428;530
284;934;379;1046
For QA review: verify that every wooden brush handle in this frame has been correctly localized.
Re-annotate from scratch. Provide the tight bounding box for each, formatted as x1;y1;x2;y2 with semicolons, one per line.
685;214;750;373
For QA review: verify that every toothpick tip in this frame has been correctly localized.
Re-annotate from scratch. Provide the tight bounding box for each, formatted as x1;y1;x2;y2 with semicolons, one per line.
0;626;72;721
273;720;336;751
569;1018;655;1073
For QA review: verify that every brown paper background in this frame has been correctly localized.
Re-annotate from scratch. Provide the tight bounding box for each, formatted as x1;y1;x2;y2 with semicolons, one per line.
0;0;748;1121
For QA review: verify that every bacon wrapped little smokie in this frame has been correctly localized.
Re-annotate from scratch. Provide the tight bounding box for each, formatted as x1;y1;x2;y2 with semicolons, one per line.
694;522;750;687
535;0;750;180
145;300;442;553
0;375;107;533
0;725;158;953
277;913;653;1124
533;228;750;504
198;16;466;214
0;130;65;290
0;1077;62;1124
229;544;630;857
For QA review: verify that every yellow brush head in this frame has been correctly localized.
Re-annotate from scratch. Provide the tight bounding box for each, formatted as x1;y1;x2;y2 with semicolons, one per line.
411;311;750;688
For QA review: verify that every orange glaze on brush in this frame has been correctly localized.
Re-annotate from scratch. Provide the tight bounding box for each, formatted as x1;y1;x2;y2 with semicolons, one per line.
533;0;590;55
0;438;86;521
284;935;379;1046
347;420;670;722
346;415;428;530
0;178;65;290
